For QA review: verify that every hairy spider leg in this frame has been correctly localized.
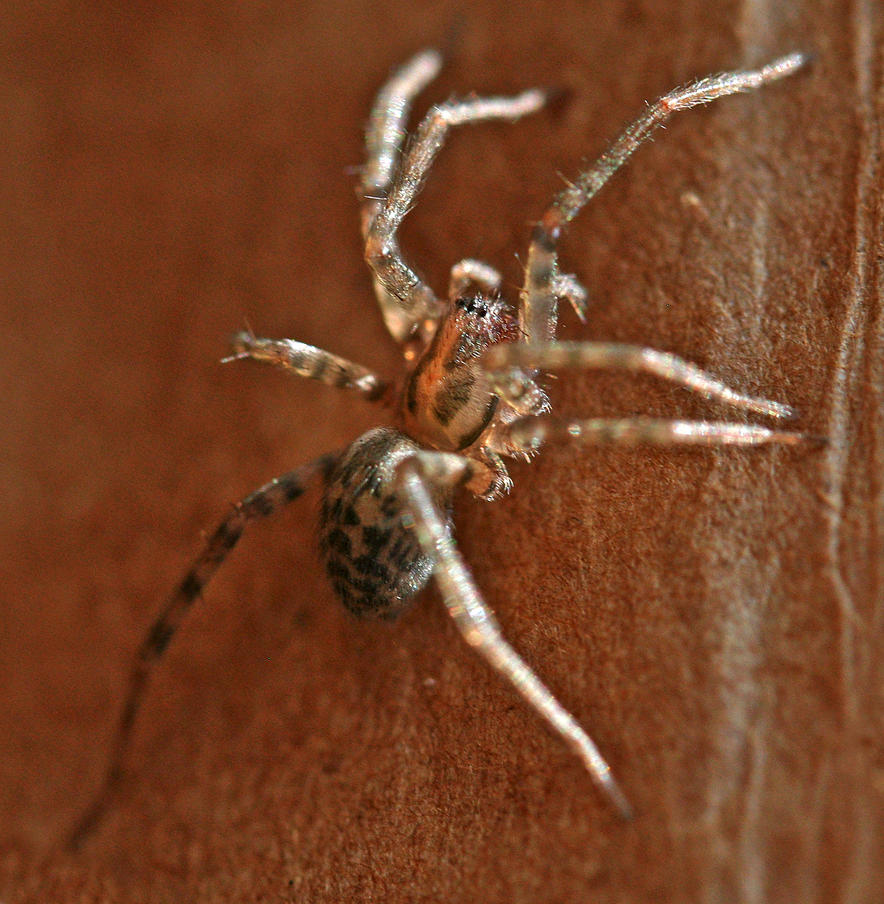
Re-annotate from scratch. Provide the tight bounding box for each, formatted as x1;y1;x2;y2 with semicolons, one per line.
228;331;391;403
361;50;444;344
446;250;586;328
364;84;548;343
448;258;503;300
361;49;443;233
397;453;633;818
504;416;815;452
483;341;799;419
550;271;589;323
67;455;337;850
520;52;808;345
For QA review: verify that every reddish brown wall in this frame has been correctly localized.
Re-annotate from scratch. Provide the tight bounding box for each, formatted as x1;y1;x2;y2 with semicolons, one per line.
2;2;881;901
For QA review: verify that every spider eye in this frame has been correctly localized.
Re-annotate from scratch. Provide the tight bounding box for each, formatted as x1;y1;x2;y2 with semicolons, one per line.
456;295;488;317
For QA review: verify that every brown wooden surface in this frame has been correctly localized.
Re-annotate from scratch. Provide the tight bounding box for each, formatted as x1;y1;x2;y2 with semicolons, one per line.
2;2;882;901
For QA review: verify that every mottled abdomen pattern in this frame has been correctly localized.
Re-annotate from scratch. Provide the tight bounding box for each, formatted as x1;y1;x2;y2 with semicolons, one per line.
319;427;449;619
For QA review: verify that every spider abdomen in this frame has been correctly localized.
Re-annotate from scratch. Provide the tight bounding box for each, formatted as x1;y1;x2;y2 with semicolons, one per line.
319;427;449;619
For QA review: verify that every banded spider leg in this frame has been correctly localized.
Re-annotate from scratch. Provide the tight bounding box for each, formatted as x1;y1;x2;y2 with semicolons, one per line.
66;338;393;849
519;52;808;346
362;50;548;345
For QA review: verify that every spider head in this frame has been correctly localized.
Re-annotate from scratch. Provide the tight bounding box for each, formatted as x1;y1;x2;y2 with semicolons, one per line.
400;293;518;453
449;293;518;350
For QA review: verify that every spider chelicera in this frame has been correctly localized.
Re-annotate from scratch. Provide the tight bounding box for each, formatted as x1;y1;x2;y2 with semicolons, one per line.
71;46;813;846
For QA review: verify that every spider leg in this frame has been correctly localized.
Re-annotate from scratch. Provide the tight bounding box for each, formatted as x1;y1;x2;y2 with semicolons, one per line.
365;87;548;343
503;416;819;452
226;332;391;403
396;453;633;818
67;454;337;850
448;258;503;300
361;49;443;237
551;272;589;323
361;50;445;345
484;341;797;419
520;52;808;344
469;446;514;500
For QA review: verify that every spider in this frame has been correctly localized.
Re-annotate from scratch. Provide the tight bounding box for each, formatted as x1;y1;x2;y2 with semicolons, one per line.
70;46;813;846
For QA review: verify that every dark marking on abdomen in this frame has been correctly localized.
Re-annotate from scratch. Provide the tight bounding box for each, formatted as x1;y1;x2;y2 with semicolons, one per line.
318;428;439;619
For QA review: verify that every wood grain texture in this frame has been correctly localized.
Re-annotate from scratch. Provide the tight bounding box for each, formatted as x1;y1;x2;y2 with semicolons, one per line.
1;1;881;901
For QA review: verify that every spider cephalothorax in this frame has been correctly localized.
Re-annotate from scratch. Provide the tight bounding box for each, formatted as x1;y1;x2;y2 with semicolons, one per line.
403;294;519;453
70;47;814;847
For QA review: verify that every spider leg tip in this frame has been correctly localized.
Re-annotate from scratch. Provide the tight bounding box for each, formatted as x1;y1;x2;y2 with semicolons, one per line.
602;777;634;821
758;399;799;420
762;49;813;82
786;49;815;69
540;85;573;119
423;47;445;68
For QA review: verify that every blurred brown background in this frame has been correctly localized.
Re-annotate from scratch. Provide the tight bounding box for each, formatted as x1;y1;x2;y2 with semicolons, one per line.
1;1;882;901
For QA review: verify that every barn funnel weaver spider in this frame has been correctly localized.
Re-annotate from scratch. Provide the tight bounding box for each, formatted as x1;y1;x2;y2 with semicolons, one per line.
70;47;811;847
